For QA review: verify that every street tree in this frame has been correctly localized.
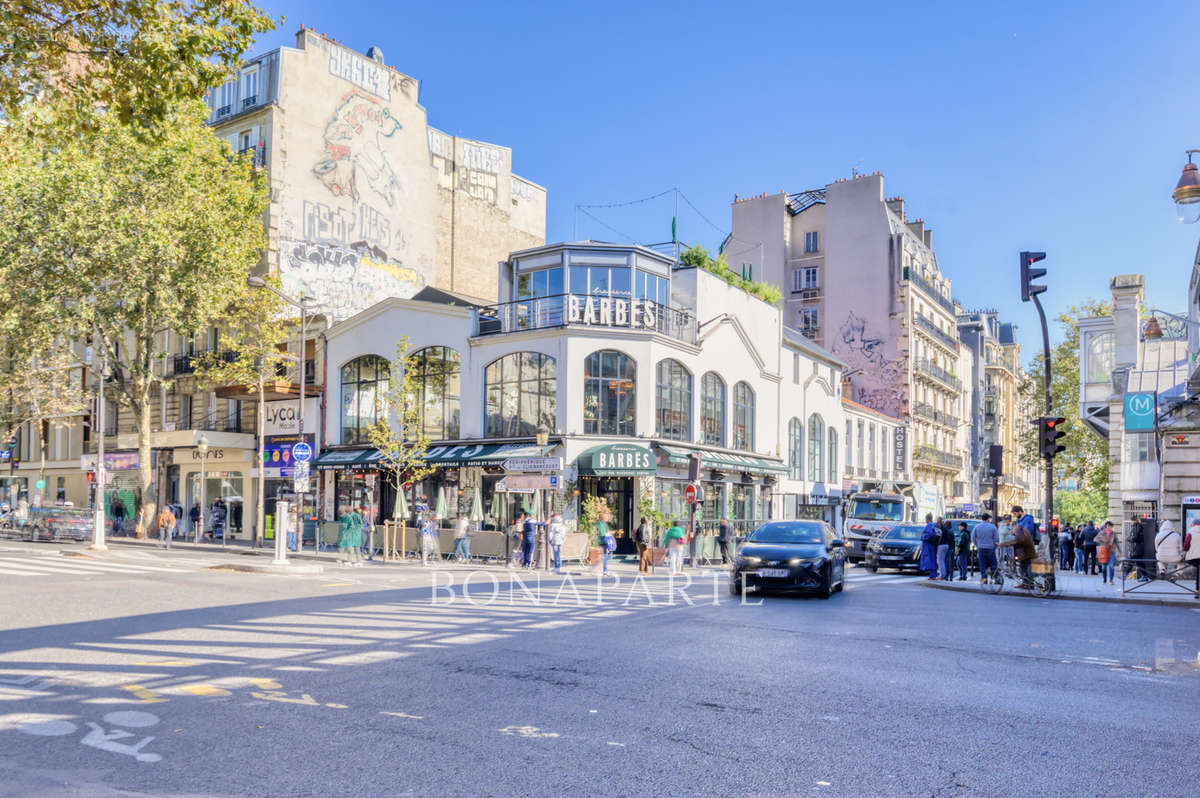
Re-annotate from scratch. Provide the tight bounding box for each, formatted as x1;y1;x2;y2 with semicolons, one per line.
366;339;436;530
1018;299;1113;502
0;0;274;136
192;281;291;547
0;102;268;536
1053;488;1108;528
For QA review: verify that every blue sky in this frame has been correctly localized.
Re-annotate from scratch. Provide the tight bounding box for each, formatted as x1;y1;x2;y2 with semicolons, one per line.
250;0;1200;359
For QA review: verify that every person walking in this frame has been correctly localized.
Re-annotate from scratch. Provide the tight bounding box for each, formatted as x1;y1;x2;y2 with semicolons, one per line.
596;511;614;576
920;514;940;580
972;513;999;583
1096;521;1121;584
547;513;566;572
188;501;201;541
111;499;126;537
418;506;439;566
1155;520;1183;580
156;506;174;548
521;511;538;569
955;522;970;581
451;513;471;562
717;517;732;565
936;516;953;582
360;505;376;561
1081;521;1099;575
634;516;653;574
664;518;686;576
1058;523;1074;570
337;505;363;567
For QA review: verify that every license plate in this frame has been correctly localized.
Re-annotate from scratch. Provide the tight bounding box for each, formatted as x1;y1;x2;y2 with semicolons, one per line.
756;568;790;578
880;554;900;560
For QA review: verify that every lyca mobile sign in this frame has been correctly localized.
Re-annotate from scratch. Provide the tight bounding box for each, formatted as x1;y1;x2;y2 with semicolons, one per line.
567;295;657;329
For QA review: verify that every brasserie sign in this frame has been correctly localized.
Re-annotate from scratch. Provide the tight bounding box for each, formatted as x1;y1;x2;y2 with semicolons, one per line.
567;295;657;329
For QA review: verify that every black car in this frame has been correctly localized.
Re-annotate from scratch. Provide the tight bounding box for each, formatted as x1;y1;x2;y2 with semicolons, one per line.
863;524;927;572
729;520;847;598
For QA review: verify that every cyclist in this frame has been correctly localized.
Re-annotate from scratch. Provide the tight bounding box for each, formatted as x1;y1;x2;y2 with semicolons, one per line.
999;519;1036;585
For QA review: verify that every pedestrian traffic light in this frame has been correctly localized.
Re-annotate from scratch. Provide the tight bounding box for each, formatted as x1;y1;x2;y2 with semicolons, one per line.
86;470;95;483
1037;416;1067;459
1020;251;1047;302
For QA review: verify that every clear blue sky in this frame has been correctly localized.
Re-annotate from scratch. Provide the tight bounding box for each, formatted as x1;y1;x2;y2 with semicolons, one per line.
250;0;1200;360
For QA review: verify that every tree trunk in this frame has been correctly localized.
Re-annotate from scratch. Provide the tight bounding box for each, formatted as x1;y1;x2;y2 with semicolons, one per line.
134;378;155;539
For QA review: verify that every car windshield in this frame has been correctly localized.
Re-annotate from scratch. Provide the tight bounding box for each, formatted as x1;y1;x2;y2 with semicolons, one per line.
883;526;924;541
946;518;979;531
849;500;904;521
748;522;824;544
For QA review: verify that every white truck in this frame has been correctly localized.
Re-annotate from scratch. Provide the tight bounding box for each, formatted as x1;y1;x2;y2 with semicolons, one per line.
842;491;912;562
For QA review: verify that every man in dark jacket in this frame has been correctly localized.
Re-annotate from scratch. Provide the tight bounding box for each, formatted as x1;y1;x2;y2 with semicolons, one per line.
1081;521;1099;574
955;522;971;581
716;517;732;565
1127;516;1149;580
635;517;653;573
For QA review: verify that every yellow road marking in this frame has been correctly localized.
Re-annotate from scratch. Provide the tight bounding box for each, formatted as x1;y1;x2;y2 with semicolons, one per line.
181;684;231;697
322;582;354;587
249;678;282;690
120;684;168;703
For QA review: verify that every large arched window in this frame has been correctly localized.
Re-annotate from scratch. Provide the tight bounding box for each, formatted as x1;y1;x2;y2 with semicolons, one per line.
808;414;825;479
700;372;726;446
733;382;755;451
341;354;389;445
655;359;692;441
584;350;636;435
788;418;803;480
1088;332;1114;385
485;352;556;437
827;427;838;483
411;346;460;441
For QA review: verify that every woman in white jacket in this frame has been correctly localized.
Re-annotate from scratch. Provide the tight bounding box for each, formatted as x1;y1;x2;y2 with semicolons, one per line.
1155;520;1183;578
547;513;566;573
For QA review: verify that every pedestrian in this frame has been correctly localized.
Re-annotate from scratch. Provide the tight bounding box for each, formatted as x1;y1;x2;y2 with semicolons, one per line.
548;512;566;572
1081;521;1099;575
936;516;952;581
451;513;471;562
360;505;376;560
188;501;201;540
111;499;126;537
1126;516;1149;581
998;514;1014;571
596;510;614;575
1184;520;1200;594
920;513;939;579
210;498;227;542
664;518;686;575
1004;522;1036;584
418;506;439;566
1155;520;1183;579
156;506;174;548
971;513;999;583
634;516;653;574
956;522;970;581
717;517;732;565
1058;523;1073;570
1096;521;1121;584
521;510;537;569
337;505;363;567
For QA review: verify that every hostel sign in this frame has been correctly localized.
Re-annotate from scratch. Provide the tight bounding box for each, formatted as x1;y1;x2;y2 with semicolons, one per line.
567;295;657;330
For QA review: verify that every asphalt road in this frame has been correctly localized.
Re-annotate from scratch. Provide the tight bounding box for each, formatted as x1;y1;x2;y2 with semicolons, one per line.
0;544;1197;798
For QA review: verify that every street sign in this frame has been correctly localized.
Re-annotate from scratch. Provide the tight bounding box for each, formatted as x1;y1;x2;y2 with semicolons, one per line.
502;456;562;473
293;460;310;493
684;483;704;504
497;474;554;491
291;441;313;463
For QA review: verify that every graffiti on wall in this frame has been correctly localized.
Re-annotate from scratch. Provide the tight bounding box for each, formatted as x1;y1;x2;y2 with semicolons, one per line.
280;236;423;321
312;92;403;207
836;311;903;417
328;45;391;101
511;177;534;203
458;141;501;205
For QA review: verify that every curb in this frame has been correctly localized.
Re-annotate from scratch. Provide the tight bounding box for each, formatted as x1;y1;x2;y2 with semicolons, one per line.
921;579;1199;608
208;562;325;575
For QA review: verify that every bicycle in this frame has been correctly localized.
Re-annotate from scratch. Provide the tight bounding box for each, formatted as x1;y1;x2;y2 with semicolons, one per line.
984;556;1054;598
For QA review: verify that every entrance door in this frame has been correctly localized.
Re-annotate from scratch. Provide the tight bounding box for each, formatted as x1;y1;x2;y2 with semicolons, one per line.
581;476;634;554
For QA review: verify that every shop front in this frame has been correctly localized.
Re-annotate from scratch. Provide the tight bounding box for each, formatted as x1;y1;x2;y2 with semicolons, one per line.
173;445;256;540
653;443;787;537
574;442;657;554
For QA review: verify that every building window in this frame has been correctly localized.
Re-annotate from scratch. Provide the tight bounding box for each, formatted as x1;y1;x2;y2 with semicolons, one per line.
1088;333;1114;385
655;359;692;441
845;420;852;472
804;267;819;289
868;424;876;471
800;308;819;334
583;350;635;435
1124;432;1154;463
516;267;564;299
828;428;838;483
808;414;825;479
733;382;755;451
788;418;803;480
178;395;192;430
569;265;634;299
218;81;235;113
340;355;389;445
56;476;66;502
880;429;889;475
634;270;670;307
804;231;819;253
412;346;461;441
857;420;864;467
700;372;726;447
486;352;555;437
226;399;242;432
792;269;804;293
242;66;259;104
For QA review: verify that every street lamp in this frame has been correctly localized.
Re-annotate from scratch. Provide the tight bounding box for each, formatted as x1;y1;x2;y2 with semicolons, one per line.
196;434;208;544
1173;150;1200;224
535;424;550;448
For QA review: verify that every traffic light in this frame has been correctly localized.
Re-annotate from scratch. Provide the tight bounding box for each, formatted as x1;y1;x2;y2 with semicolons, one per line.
86;470;95;483
1020;251;1047;302
1037;416;1067;459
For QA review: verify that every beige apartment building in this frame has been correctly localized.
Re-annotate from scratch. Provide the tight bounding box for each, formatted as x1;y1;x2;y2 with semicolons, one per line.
730;174;965;511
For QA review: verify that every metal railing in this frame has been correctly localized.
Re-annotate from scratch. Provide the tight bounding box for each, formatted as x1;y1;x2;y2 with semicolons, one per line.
476;293;697;344
915;358;962;391
912;314;960;352
237;143;267;167
1120;558;1199;598
913;402;960;428
903;267;955;315
171;349;240;376
914;445;961;470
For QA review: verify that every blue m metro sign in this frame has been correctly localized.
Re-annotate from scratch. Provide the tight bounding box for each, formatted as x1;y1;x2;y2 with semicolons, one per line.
1123;392;1157;432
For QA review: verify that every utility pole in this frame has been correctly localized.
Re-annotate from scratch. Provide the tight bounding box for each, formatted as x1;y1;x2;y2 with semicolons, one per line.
1020;251;1054;535
91;331;108;551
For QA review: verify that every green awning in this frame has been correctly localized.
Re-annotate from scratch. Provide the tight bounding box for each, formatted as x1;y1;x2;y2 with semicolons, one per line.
576;443;657;476
313;448;380;470
655;444;787;475
421;443;549;467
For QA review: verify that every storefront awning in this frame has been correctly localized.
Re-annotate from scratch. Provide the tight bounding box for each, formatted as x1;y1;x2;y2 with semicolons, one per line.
313;448;381;470
576;443;656;476
655;444;788;475
421;443;549;467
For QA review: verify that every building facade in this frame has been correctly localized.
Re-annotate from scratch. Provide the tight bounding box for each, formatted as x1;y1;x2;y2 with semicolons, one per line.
204;27;547;321
840;399;910;492
730;173;965;507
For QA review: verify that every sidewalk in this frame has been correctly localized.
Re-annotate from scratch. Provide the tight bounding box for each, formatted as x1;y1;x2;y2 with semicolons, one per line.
923;569;1200;607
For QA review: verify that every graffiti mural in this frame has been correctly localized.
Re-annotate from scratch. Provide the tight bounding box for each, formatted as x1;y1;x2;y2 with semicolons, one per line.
280;236;424;321
312;92;403;207
836;311;904;417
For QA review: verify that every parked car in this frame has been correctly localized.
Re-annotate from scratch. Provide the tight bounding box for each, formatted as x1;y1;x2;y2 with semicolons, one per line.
864;524;927;572
729;520;847;599
30;507;93;542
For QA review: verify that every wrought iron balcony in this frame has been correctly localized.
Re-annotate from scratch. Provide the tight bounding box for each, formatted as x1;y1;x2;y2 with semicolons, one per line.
912;314;961;352
171;349;239;376
476;293;697;344
914;445;962;470
902;267;955;315
915;358;962;391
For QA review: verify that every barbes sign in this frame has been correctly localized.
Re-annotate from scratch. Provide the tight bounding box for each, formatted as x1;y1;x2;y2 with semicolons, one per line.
577;443;656;476
567;295;657;330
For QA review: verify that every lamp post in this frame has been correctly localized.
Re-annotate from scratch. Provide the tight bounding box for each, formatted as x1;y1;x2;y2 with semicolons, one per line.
1173;150;1200;224
196;434;208;544
535;424;549;570
90;332;108;551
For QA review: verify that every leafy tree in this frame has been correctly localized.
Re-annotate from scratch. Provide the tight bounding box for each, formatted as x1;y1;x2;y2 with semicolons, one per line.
1018;299;1112;503
366;339;436;526
0;102;268;536
0;0;274;136
192;280;291;547
1053;489;1108;528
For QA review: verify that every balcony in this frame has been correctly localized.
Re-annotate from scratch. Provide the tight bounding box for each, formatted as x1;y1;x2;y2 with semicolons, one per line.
902;267;955;315
242;95;258;108
216;104;232;118
912;314;960;352
476;293;697;345
800;324;821;339
915;358;962;392
237;143;267;167
914;445;962;471
171;349;239;376
985;350;1018;374
913;402;960;428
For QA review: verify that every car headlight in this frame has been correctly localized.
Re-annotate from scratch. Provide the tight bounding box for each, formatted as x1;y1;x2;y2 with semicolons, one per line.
741;556;762;565
789;557;822;565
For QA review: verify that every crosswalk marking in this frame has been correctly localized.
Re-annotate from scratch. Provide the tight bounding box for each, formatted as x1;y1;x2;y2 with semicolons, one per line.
0;554;218;580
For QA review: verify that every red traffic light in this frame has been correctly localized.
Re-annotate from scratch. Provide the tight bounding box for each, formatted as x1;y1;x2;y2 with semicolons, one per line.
86;470;95;483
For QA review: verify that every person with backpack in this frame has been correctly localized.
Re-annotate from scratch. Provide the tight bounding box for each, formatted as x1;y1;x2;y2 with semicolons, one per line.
1096;521;1121;584
1058;523;1074;570
955;521;971;581
1155;520;1183;579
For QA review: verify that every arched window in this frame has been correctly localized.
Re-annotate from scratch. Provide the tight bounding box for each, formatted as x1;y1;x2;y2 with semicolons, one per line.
828;427;838;483
584;350;636;435
733;382;755;451
340;355;389;445
1088;332;1114;385
700;372;726;446
655;359;692;441
411;346;460;441
808;414;825;479
788;418;803;480
485;352;556;437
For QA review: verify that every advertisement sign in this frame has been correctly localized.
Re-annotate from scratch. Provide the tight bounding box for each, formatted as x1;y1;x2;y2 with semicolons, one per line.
893;427;908;474
262;434;315;479
263;399;319;437
1123;392;1156;432
81;452;139;471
